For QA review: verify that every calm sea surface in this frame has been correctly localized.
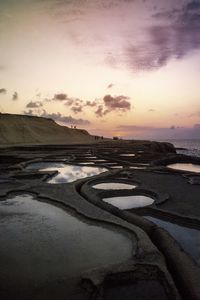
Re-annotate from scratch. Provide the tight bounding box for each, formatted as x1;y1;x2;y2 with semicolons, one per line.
159;139;200;158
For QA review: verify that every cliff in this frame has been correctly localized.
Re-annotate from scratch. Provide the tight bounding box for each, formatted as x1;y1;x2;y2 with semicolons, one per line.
0;114;93;145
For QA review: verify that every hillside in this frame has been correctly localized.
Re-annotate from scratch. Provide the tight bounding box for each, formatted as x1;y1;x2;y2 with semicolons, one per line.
0;114;94;145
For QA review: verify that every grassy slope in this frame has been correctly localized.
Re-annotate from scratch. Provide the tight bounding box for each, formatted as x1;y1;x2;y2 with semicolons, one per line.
0;114;93;145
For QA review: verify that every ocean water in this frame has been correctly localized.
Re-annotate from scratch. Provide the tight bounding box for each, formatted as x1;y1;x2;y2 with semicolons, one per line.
160;139;200;158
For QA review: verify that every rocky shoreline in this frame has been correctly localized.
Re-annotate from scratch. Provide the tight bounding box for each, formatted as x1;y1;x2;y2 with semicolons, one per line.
0;140;199;300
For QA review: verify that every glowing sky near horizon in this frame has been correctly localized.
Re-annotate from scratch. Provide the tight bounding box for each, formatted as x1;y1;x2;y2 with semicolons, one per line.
0;0;200;139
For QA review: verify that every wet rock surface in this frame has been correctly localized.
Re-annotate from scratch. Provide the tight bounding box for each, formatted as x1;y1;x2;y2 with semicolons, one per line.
0;140;199;299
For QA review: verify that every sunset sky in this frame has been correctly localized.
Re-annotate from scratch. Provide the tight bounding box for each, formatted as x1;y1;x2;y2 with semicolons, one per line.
0;0;200;139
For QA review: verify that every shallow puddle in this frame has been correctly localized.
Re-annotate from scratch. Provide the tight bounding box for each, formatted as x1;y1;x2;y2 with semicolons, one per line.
120;154;136;157
93;159;107;162
27;163;107;183
168;163;200;173
93;182;136;190
79;162;95;165
48;165;107;183
111;166;123;169
0;195;134;287
103;195;154;209
129;166;146;169
26;162;65;170
145;216;200;265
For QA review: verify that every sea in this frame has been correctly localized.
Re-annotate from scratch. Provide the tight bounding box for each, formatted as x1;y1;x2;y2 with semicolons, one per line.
159;139;200;158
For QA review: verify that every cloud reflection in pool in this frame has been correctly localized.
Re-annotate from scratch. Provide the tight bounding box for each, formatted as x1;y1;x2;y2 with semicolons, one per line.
26;162;107;183
103;195;154;209
168;163;200;173
47;165;107;183
93;182;136;190
120;154;135;157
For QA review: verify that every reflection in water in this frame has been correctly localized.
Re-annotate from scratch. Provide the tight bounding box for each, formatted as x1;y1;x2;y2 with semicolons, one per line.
145;216;200;265
26;163;107;183
120;154;135;157
111;166;123;169
103;195;154;209
168;163;200;173
0;195;133;287
79;162;95;165
93;159;107;162
93;182;136;190
26;162;65;170
129;166;146;169
47;165;107;184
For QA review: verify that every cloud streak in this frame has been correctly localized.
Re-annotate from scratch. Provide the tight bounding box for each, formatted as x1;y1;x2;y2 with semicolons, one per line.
24;109;90;125
118;123;200;139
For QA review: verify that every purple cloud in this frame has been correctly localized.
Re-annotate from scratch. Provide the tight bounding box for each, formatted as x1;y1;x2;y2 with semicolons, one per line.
64;98;74;106
85;100;97;107
26;101;43;108
103;94;131;111
24;109;90;125
125;1;200;71
0;88;6;94
95;105;104;118
12;92;18;101
95;94;131;117
186;1;200;11
71;105;83;114
53;93;68;101
107;83;114;89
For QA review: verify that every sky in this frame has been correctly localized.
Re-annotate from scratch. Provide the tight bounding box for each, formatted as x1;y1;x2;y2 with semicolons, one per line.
0;0;200;139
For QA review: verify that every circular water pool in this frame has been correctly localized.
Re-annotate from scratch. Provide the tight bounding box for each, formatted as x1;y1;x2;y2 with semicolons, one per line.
103;195;154;209
93;182;136;190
